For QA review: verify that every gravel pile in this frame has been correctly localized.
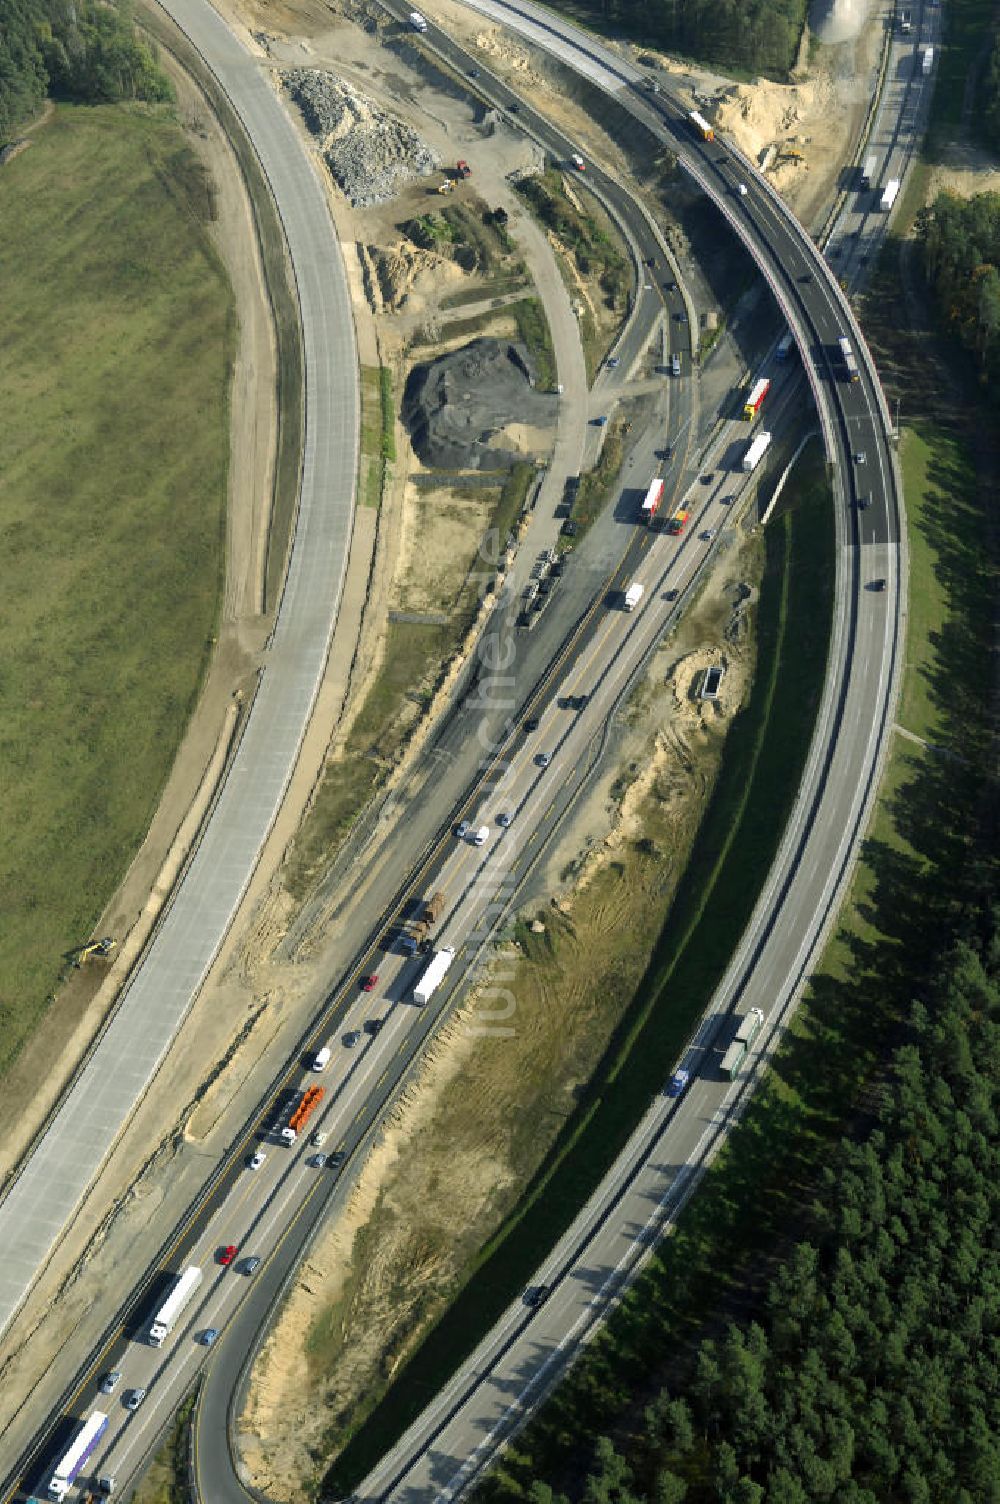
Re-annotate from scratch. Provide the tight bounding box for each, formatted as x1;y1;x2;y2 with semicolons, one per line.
284;69;439;207
403;339;558;471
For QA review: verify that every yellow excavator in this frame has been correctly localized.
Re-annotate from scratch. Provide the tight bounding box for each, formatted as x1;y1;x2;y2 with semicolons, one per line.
75;936;116;967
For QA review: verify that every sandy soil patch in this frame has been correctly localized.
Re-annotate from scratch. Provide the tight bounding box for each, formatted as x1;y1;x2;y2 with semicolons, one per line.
395;484;496;616
236;540;762;1499
925;147;1000;203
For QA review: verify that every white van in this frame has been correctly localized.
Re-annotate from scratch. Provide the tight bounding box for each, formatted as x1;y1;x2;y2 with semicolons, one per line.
311;1046;332;1072
473;826;490;846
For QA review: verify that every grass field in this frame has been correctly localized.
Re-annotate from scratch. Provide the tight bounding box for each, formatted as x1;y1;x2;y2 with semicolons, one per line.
0;103;233;1078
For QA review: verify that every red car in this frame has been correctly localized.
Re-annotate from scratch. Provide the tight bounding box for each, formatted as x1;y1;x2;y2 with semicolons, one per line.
361;974;379;992
218;1244;238;1266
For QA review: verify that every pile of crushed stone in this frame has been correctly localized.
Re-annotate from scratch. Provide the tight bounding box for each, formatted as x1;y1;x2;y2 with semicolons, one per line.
403;338;557;471
284;69;439;207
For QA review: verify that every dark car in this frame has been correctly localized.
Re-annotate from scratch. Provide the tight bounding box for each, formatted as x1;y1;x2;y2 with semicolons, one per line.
870;577;887;592
666;1069;690;1099
536;752;552;769
241;1256;262;1277
524;1284;550;1308
561;519;579;538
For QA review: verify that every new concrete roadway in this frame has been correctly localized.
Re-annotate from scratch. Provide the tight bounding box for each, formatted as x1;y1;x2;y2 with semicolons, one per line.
0;0;359;1342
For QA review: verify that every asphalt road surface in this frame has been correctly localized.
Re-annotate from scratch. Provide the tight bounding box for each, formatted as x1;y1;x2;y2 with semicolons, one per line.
6;1;916;1498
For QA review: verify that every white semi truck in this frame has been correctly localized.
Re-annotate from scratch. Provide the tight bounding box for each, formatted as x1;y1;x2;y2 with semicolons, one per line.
46;1411;109;1501
742;431;772;473
413;946;455;1005
623;582;644;611
880;178;900;211
148;1264;203;1346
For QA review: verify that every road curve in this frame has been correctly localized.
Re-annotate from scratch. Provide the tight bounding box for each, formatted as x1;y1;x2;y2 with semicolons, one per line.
337;6;907;1501
0;0;359;1339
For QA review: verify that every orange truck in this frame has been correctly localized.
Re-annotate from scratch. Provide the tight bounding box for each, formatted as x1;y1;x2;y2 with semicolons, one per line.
666;508;689;535
281;1085;325;1145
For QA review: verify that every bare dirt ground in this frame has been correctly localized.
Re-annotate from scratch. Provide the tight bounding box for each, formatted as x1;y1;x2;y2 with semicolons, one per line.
237;536;761;1499
926;146;1000;201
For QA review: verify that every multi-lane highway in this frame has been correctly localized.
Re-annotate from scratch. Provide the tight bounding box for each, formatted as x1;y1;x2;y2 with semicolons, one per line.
3;0;922;1497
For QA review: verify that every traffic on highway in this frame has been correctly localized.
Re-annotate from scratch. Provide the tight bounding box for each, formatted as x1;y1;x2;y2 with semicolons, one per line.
0;0;924;1496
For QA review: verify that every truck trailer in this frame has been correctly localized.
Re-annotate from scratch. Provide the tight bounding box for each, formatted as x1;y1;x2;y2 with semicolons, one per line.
281;1086;325;1145
837;335;860;382
414;946;455;1005
861;153;878;189
640;478;664;524
423;889;447;925
47;1412;109;1501
743;377;770;421
922;45;934;73
742;431;772;473
148;1265;203;1346
720;1007;765;1079
688;110;714;141
880;178;900;211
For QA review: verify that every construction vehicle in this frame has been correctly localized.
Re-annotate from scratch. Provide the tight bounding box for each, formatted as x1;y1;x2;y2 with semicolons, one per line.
280;1086;325;1145
75;937;116;967
456;159;471;179
436;179;454;195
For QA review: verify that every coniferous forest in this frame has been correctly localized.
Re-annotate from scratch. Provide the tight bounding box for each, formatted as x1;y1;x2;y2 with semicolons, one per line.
919;192;1000;397
482;902;1000;1503
0;0;170;144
